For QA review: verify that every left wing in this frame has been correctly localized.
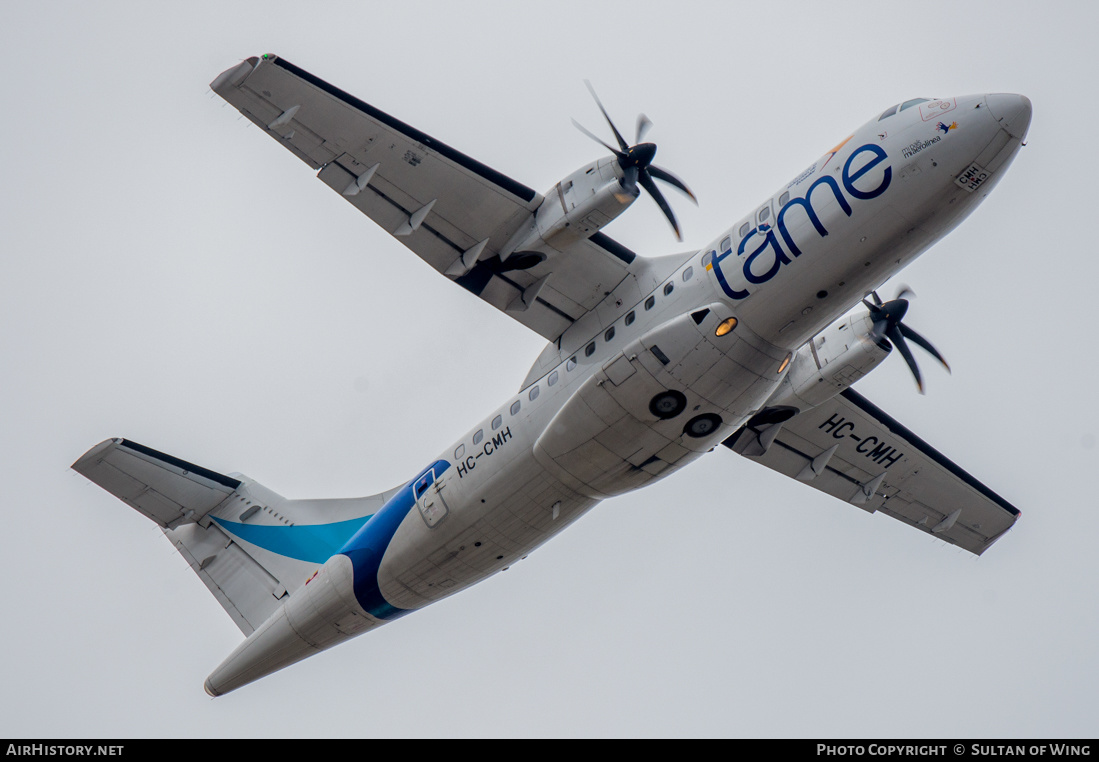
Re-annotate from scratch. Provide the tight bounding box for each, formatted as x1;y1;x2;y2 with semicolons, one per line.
211;55;640;341
723;389;1021;555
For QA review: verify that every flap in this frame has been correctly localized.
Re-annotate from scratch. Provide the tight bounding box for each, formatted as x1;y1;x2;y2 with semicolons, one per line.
211;55;642;342
723;390;1021;555
72;439;240;529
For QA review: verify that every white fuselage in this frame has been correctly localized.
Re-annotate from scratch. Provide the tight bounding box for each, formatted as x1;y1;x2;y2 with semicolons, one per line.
204;92;1031;695
375;93;1028;606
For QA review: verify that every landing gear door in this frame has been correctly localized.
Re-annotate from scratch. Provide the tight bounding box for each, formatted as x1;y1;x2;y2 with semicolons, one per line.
414;469;450;528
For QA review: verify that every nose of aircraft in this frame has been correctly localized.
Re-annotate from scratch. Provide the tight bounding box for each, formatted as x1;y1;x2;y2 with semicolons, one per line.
984;93;1032;140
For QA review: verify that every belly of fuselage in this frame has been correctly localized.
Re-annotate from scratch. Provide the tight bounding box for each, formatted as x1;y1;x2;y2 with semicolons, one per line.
374;435;597;612
370;316;791;607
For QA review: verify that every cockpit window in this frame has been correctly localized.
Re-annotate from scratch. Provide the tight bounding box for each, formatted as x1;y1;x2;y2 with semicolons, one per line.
878;104;899;121
899;98;930;112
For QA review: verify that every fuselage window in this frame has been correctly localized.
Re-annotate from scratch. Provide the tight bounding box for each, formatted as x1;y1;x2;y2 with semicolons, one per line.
645;295;655;310
663;282;674;296
566;356;577;371
473;429;483;445
455;443;465;459
738;222;750;238
548;370;559;386
682;266;693;282
625;310;635;326
899;98;929;112
510;400;521;415
779;191;790;206
604;327;615;342
721;236;732;252
529;385;540;401
701;252;712;268
878;104;899;120
585;341;596;357
758;205;770;223
491;414;502;430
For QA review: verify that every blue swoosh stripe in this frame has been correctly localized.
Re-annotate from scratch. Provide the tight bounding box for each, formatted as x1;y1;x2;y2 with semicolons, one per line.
213;515;375;564
339;460;450;620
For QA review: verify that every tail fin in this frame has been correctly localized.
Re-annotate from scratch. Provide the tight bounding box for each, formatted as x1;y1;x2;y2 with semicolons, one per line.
73;438;397;634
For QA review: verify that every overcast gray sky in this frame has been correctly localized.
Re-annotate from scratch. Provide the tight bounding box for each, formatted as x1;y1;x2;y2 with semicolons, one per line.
3;0;1096;739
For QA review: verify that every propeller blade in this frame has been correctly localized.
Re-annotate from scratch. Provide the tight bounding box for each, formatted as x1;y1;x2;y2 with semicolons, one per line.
648;164;698;203
639;169;682;241
895;285;916;302
584;80;629;152
621;165;639;196
571;118;624;158
572;81;694;241
869;291;883;306
863;300;887;341
888;325;925;394
898;323;950;371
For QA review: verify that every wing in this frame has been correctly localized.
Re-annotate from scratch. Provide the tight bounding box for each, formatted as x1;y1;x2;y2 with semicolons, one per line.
723;389;1020;555
211;55;640;341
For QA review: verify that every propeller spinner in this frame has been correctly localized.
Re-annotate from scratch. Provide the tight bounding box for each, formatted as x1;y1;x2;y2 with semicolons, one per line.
862;287;950;394
572;81;697;241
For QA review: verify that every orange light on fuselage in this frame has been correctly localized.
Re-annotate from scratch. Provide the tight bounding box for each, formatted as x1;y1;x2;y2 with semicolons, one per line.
715;317;738;337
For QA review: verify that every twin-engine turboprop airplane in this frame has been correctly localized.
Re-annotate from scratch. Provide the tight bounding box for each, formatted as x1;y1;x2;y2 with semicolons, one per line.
72;55;1031;696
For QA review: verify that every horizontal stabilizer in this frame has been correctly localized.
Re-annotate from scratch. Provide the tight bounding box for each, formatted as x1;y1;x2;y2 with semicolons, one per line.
72;438;240;529
74;437;404;635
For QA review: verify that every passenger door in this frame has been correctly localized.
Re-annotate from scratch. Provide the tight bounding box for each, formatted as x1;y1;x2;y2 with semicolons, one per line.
414;469;450;528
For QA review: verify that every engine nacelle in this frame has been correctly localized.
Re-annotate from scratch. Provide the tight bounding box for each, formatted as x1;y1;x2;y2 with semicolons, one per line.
766;308;891;411
502;157;635;256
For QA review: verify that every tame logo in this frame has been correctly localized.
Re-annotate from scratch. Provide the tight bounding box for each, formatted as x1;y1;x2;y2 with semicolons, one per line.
708;143;892;301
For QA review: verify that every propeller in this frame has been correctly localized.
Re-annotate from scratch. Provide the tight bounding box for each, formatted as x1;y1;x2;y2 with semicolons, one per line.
861;287;950;394
572;81;697;241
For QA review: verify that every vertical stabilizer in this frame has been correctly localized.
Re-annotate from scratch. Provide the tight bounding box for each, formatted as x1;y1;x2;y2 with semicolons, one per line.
72;438;399;634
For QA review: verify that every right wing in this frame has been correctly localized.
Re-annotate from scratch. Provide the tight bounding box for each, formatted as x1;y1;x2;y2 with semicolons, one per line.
723;389;1021;555
211;55;642;342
